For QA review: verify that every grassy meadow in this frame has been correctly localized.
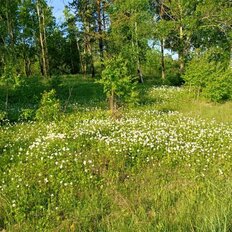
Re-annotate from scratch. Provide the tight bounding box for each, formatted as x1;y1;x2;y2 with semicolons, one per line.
0;76;232;231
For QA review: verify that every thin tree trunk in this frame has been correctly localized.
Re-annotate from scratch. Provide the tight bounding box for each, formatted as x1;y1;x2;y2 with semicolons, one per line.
69;41;75;73
5;85;9;111
5;1;15;49
75;36;83;73
26;58;31;76
179;25;184;74
160;1;165;80
91;54;95;78
86;22;95;78
161;38;165;80
230;46;232;68
109;89;116;115
134;22;143;83
41;7;49;76
36;0;48;77
97;0;104;69
178;1;184;74
83;43;87;77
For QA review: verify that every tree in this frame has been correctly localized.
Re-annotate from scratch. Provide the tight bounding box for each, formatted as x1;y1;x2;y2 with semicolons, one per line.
0;0;19;76
99;55;138;114
109;0;152;82
152;0;200;74
34;0;51;77
18;0;37;76
151;0;173;80
69;0;96;77
63;7;82;74
194;0;232;68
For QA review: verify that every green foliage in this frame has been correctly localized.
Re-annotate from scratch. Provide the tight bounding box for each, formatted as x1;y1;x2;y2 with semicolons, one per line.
0;79;232;230
144;49;161;78
99;55;138;107
204;68;232;102
19;108;35;122
164;59;184;86
0;111;7;123
0;90;232;230
48;75;62;90
13;76;46;103
35;89;61;122
183;53;214;88
1;64;16;86
183;51;232;102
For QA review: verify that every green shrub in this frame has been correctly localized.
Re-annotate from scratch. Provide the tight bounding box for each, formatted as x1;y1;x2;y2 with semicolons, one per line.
35;89;61;122
183;53;214;90
19;108;35;121
99;55;138;113
203;68;232;102
183;51;232;102
0;111;7;123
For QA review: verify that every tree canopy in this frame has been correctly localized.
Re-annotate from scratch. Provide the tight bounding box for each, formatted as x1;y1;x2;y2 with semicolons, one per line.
0;0;231;101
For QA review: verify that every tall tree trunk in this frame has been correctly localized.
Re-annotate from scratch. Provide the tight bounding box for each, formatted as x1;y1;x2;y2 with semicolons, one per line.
5;1;15;49
26;58;31;76
5;85;9;111
97;0;104;69
83;42;87;77
75;36;83;73
41;7;49;76
230;46;232;68
109;88;116;115
36;0;48;77
23;58;31;77
178;1;184;74
102;1;109;54
86;23;95;78
69;40;75;73
134;22;143;83
179;25;184;74
160;0;165;80
91;55;95;78
161;38;165;80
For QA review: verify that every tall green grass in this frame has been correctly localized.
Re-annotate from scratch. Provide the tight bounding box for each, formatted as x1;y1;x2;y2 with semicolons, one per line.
0;77;231;231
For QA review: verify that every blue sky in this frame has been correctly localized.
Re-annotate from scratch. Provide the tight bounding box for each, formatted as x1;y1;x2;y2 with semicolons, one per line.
48;0;69;23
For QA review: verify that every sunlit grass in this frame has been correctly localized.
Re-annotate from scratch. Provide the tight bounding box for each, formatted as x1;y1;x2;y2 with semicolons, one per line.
180;100;232;123
0;78;232;231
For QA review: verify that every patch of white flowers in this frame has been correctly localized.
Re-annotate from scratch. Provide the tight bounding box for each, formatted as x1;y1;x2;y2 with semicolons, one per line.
0;100;231;199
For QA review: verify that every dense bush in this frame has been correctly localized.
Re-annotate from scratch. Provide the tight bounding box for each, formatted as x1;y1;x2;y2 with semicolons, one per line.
19;108;35;121
35;89;61;122
183;51;232;102
99;55;138;112
203;68;232;102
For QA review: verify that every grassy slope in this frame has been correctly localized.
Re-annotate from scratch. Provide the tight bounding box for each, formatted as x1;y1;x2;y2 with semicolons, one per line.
0;76;232;231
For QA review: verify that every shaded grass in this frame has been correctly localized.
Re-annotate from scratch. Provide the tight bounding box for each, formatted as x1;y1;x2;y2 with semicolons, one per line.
0;75;106;121
1;75;231;122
